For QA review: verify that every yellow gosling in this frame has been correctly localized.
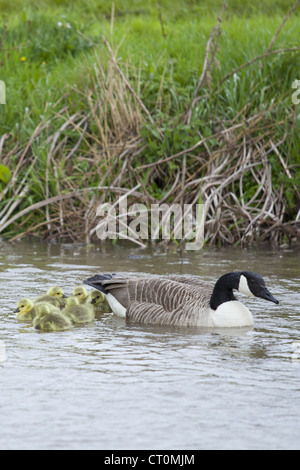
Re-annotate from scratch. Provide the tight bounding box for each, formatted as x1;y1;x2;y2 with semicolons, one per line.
90;290;112;315
33;304;72;332
34;286;67;309
62;296;95;324
14;298;60;322
72;286;90;305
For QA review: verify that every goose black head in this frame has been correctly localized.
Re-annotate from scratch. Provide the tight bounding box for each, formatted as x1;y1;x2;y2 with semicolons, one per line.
210;271;279;310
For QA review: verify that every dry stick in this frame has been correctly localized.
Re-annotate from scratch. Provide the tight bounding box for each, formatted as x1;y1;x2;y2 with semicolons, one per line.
270;139;300;199
265;0;300;54
161;171;181;203
137;133;218;170
202;160;268;241
184;6;224;124
0;133;10;160
89;183;142;239
45;112;79;231
89;184;148;247
53;107;102;149
128;162;157;204
101;35;164;138
1;142;19;165
9;217;62;242
137;114;264;170
0;120;44;204
13;121;45;175
48;118;88;232
65;121;88;161
84;194;97;244
0;185;29;229
47;112;79;158
0;185;144;235
0;193;79;234
270;140;292;179
158;0;167;38
117;205;148;248
0;155;38;223
244;171;278;239
213;47;300;93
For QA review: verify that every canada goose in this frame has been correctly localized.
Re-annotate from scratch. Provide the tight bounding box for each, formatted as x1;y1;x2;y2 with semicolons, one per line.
34;286;67;310
62;296;95;324
33;304;72;332
83;271;279;328
14;298;60;322
72;286;90;304
90;290;112;315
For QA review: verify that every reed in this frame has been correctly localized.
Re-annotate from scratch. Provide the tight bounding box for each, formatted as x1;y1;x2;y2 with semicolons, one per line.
0;1;299;247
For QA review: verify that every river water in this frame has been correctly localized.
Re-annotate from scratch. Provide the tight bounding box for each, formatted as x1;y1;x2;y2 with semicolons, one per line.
0;240;299;450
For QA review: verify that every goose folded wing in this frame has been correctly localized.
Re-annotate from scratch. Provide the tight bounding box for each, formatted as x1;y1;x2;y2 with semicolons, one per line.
100;276;212;311
126;301;193;325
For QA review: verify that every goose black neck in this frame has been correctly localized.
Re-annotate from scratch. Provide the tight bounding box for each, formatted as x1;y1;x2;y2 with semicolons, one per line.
210;272;241;310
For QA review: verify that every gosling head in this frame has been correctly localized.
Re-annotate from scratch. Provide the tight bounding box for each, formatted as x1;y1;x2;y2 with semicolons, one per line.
90;290;105;305
47;286;67;298
66;296;80;307
73;286;88;302
14;298;34;315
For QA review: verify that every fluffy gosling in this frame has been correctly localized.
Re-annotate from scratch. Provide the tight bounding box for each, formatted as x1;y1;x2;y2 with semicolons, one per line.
72;286;90;305
62;296;95;324
90;290;112;315
14;298;59;322
34;286;67;309
33;304;72;332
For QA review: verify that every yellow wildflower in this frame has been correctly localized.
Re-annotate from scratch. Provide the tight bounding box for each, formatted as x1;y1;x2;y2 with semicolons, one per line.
20;57;26;62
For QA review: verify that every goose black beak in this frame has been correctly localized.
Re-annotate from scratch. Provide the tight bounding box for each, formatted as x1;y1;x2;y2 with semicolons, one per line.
62;294;68;298
13;308;20;313
91;298;96;304
260;287;279;305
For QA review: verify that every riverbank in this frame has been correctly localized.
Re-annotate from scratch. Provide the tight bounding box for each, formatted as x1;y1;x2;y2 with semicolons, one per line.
0;0;299;246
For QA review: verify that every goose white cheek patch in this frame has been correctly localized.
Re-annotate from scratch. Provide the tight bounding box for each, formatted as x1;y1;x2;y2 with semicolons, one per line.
238;275;254;297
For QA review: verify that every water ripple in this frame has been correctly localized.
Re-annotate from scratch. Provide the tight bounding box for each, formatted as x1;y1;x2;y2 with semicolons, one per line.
0;242;299;449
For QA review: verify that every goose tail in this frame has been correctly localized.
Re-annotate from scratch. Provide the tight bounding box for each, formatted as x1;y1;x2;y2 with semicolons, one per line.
83;273;115;294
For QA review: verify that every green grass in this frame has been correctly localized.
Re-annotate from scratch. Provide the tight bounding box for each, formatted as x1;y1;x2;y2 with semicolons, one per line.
0;0;299;244
1;8;299;132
